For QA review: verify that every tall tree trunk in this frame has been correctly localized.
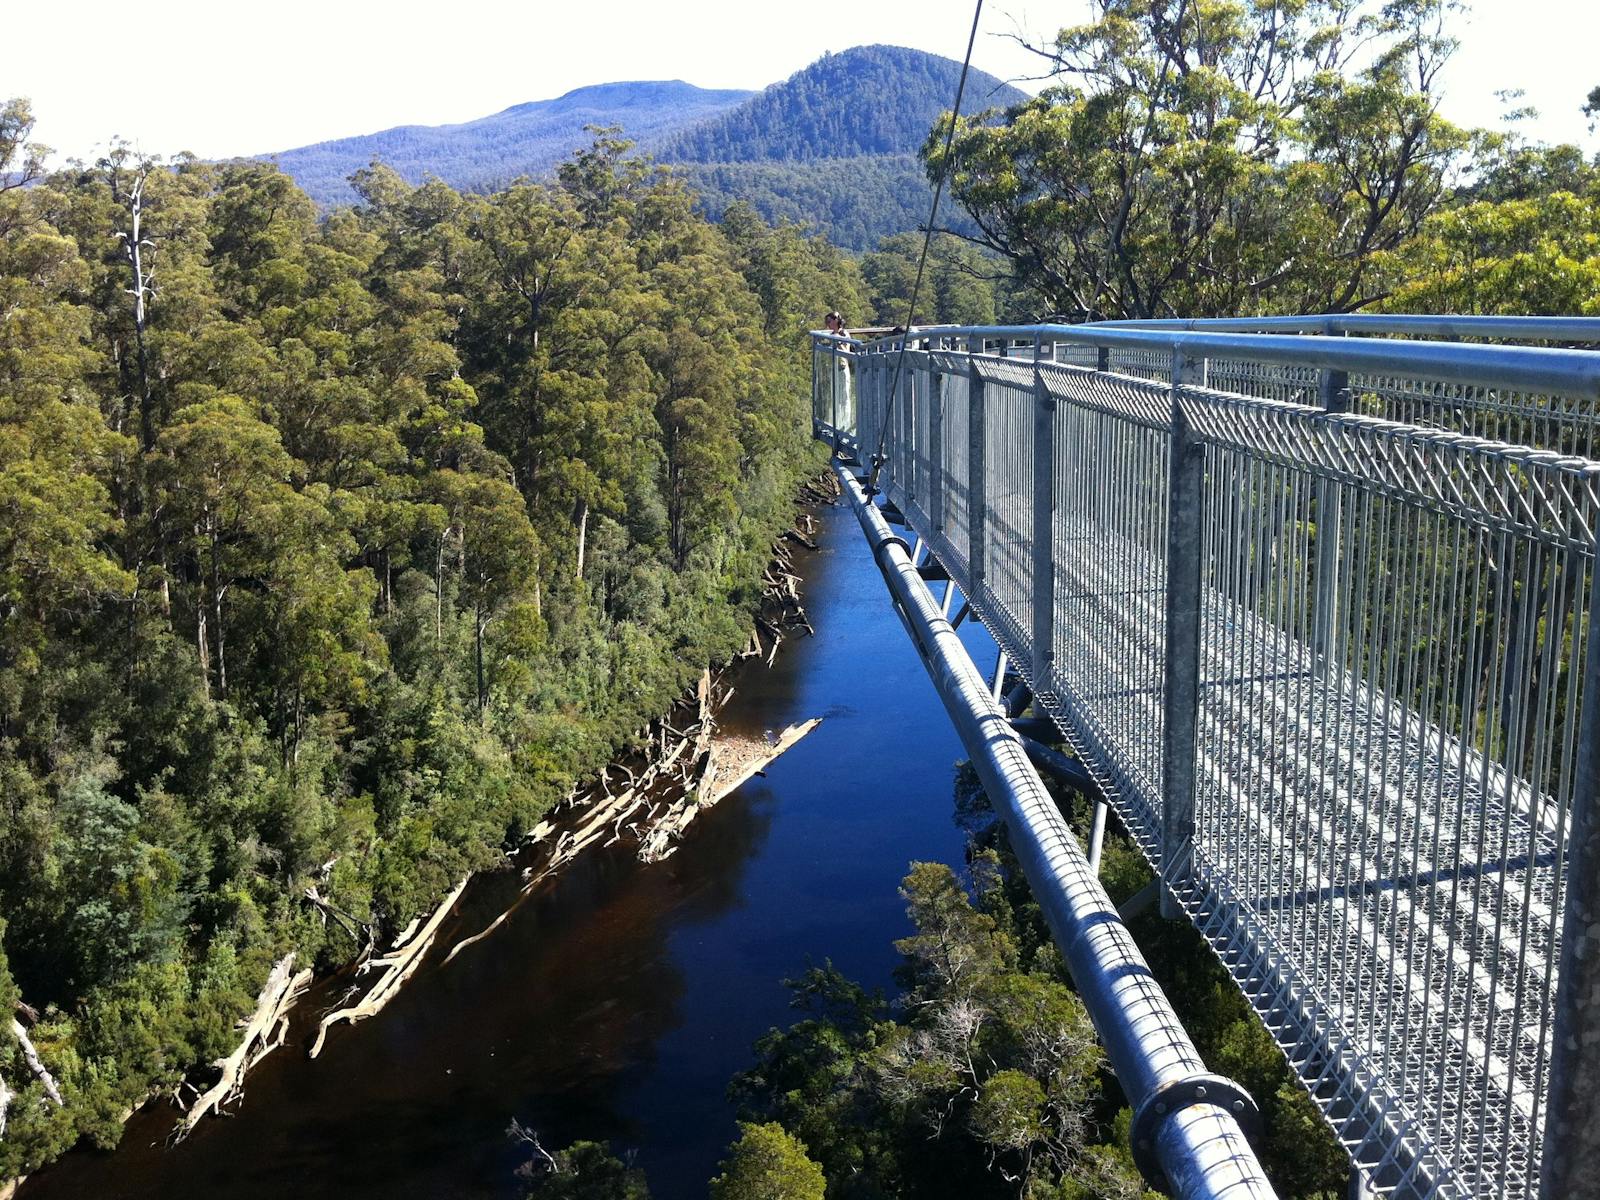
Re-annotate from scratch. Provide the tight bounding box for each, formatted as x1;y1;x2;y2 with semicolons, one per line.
196;594;211;700
475;601;486;717
117;171;156;452
574;496;589;581
435;535;446;642
209;521;227;699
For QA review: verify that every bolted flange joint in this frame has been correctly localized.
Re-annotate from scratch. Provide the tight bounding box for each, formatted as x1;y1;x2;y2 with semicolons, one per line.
1129;1072;1263;1193
862;519;912;562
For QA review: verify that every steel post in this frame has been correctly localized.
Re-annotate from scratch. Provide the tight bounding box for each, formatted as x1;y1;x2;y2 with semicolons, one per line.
830;344;840;453
969;357;988;599
894;359;908;502
1089;800;1108;875
1160;352;1206;920
930;366;945;540
1311;368;1349;668
1541;551;1600;1200
1032;355;1057;689
812;343;821;436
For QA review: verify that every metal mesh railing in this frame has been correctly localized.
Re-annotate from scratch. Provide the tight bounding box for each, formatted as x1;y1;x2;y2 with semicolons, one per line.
1181;392;1596;1198
814;324;1600;1200
1072;317;1600;458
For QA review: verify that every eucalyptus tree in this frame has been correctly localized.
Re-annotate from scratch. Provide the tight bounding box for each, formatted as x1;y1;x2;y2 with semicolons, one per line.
931;0;1469;318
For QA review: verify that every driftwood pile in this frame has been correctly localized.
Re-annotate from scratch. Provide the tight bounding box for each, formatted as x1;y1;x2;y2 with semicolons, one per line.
556;514;826;868
743;518;820;663
639;719;822;860
797;473;841;508
308;874;472;1058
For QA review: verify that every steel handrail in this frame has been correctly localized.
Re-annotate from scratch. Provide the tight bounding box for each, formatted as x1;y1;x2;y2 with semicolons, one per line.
1088;314;1600;343
814;324;1600;401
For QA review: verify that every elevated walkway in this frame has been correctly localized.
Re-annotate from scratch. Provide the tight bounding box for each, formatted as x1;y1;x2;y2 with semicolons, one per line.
814;317;1600;1200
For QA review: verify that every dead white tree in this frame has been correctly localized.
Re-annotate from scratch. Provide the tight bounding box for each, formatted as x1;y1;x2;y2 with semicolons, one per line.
102;146;158;452
9;1019;62;1109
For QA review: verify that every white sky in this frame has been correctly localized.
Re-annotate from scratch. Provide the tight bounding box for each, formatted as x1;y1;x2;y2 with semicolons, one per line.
5;0;1596;164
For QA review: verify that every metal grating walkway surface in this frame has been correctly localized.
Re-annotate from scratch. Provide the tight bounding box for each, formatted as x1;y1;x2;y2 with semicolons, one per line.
812;323;1600;1200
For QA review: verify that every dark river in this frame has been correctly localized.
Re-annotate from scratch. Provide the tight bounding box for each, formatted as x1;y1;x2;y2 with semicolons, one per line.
22;499;1003;1200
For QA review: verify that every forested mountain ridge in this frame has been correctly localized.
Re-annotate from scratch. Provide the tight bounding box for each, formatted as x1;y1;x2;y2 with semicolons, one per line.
0;97;870;1185
268;80;756;206
260;46;1028;250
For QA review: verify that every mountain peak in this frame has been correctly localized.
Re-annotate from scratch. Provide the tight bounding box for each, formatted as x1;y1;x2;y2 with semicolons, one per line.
661;43;1027;164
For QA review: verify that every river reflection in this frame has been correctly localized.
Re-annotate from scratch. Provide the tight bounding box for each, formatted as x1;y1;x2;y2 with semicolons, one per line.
24;500;994;1199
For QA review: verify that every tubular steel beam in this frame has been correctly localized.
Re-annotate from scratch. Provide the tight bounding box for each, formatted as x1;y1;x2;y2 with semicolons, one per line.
1017;734;1097;793
835;462;1277;1200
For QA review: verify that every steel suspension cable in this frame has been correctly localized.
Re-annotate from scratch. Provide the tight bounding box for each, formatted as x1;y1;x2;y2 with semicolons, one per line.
864;0;985;496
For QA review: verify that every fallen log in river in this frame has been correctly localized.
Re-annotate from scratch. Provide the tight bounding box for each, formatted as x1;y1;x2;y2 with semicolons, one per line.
176;954;311;1138
308;874;472;1058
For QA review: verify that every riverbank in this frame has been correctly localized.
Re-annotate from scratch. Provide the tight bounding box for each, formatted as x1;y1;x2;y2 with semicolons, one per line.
16;490;1002;1199
15;477;857;1195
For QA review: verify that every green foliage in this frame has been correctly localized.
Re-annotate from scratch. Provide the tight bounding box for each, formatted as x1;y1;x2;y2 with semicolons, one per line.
731;863;1139;1200
0;111;835;1185
1378;147;1600;314
960;771;1346;1200
751;761;1342;1199
521;1138;652;1200
679;156;945;254
934;0;1470;318
710;1123;827;1200
860;232;1002;327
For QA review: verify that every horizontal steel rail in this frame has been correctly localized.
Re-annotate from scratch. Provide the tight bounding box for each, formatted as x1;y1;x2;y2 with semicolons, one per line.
822;317;1600;464
1090;315;1600;344
835;462;1279;1200
812;323;1600;1200
830;323;1600;400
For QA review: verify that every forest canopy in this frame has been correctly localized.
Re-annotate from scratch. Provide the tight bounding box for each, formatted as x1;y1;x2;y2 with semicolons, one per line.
0;101;866;1183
